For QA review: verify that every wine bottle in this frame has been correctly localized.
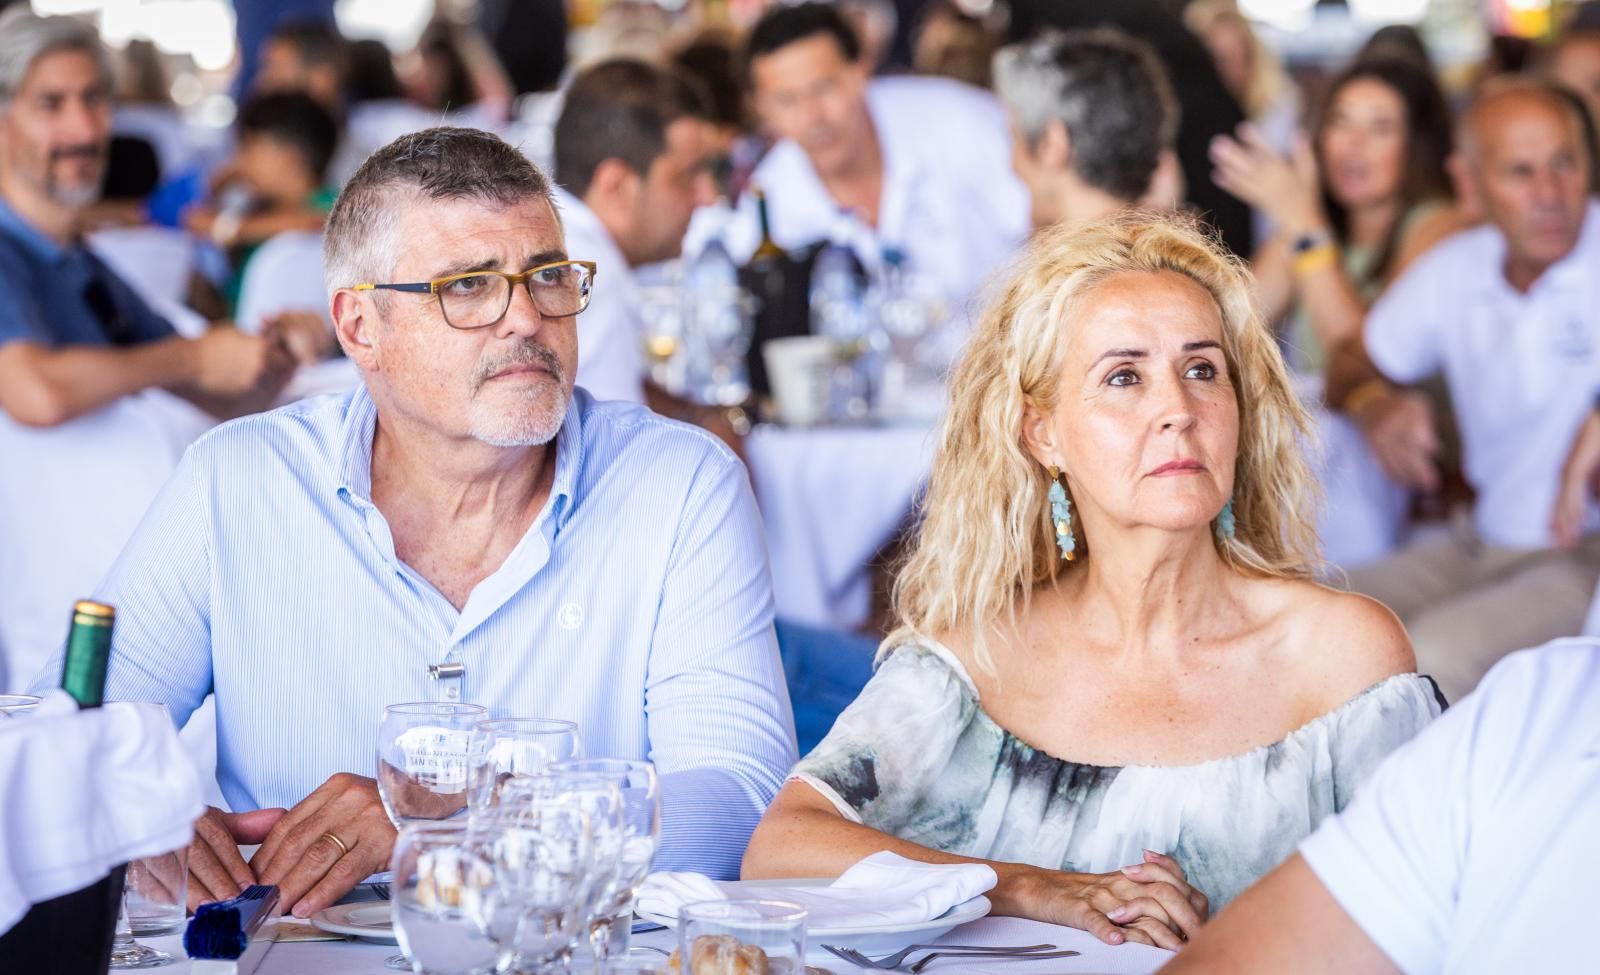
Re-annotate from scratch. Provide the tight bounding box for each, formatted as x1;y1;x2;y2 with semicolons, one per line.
0;600;125;972
62;599;114;709
751;188;786;264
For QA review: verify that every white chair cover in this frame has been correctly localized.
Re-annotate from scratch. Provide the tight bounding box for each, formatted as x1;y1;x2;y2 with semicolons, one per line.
235;230;331;335
87;226;195;311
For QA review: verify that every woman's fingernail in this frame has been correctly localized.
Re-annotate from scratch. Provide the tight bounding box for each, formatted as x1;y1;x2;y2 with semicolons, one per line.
292;902;309;918
1121;865;1142;878
1107;930;1125;944
1143;849;1160;861
1109;906;1133;922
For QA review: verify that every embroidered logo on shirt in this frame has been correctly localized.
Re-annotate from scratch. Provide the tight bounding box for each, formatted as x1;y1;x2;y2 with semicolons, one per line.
558;603;584;630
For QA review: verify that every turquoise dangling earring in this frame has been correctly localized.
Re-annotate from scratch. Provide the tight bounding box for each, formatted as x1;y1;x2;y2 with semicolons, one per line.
1217;498;1236;540
1048;465;1077;562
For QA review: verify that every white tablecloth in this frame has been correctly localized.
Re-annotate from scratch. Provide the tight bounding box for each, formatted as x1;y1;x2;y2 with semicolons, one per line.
145;912;1173;974
747;422;939;631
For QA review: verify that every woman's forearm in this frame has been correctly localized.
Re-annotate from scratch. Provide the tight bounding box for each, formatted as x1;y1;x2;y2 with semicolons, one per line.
740;800;1045;917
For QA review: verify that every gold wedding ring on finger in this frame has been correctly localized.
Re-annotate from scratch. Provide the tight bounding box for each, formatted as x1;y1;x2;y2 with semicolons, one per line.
320;831;350;857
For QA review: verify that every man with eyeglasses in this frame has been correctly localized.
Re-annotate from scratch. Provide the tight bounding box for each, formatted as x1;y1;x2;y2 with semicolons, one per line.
35;126;798;915
0;10;296;428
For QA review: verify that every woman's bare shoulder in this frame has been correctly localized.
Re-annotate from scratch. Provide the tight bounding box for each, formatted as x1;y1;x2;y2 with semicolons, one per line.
1262;578;1417;705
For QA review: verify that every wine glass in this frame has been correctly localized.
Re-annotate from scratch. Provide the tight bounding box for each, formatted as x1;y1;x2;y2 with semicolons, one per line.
506;773;629;972
378;702;488;970
547;759;660;967
479;798;596;975
678;900;806;975
377;703;487;826
467;717;583;812
390;821;508;975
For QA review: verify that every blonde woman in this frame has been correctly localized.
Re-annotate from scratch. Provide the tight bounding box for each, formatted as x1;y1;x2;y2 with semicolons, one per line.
741;215;1442;950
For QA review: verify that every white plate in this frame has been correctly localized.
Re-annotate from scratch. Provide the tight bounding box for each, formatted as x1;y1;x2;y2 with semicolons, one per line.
310;902;398;944
635;878;992;958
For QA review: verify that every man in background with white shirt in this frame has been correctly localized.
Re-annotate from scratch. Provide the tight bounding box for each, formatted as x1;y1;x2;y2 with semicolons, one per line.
736;2;1027;323
1326;78;1600;702
992;29;1181;232
552;59;717;404
1160;638;1600;973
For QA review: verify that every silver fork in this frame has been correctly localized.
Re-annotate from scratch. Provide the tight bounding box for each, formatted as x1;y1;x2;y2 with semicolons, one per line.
819;943;1061;971
905;950;1079;973
369;883;391;900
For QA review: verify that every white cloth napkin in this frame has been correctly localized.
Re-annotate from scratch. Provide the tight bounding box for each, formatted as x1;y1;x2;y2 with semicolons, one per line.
0;693;204;933
636;851;996;928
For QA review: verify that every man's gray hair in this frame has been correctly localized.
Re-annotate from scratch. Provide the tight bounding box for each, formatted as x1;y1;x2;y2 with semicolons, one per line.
324;127;556;297
0;8;112;106
994;29;1179;202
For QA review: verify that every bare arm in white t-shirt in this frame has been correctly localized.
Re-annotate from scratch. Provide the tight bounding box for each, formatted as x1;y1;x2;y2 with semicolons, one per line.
1553;406;1600;547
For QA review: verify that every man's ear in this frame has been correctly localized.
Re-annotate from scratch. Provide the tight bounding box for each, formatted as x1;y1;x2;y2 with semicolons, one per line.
1447;151;1482;220
331;289;378;369
1037;118;1072;173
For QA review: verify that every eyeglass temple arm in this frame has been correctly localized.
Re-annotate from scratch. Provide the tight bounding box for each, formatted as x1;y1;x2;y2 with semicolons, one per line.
353;283;434;293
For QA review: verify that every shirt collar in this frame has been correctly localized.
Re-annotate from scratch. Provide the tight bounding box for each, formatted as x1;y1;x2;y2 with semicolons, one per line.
0;195;69;264
334;383;584;533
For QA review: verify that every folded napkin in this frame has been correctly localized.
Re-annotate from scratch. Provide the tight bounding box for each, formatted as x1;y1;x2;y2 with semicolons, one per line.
636;851;996;928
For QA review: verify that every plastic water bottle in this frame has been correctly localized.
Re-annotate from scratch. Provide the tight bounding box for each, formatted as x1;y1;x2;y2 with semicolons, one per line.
684;206;751;405
810;210;871;419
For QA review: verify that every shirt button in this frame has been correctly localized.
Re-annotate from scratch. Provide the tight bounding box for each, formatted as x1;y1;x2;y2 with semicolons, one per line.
443;685;461;701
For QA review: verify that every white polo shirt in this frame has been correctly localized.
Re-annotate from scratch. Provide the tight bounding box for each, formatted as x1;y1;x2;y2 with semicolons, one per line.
1298;638;1600;974
1364;201;1600;549
728;76;1029;327
553;186;646;404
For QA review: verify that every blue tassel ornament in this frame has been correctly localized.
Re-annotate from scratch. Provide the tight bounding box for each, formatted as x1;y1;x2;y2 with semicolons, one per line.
1217;498;1236;540
1048;466;1077;561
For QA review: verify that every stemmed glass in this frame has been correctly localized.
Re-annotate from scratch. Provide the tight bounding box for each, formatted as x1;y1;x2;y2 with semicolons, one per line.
480;797;596;975
378;702;488;970
467;717;583;812
108;858;174;968
390;821;507;975
547;759;661;969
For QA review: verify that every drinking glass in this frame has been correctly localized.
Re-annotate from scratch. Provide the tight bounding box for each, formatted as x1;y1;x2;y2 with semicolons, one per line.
0;694;41;718
480;798;596;975
379;703;488;971
377;703;487;826
639;285;687;393
467;717;583;812
125;846;187;936
677;900;806;975
547;759;660;966
391;821;508;975
508;772;629;971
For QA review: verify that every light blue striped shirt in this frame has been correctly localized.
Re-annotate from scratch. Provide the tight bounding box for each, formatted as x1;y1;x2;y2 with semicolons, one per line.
34;384;797;879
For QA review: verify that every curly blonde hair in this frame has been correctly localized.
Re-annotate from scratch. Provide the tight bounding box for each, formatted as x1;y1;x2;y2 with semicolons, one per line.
889;212;1320;675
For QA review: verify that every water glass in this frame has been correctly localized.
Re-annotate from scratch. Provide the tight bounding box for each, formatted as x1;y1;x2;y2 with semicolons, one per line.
511;772;631;967
548;759;661;965
391;822;507;975
377;703;487;827
677;900;806;975
467;717;582;812
480;799;596;974
125;846;187;936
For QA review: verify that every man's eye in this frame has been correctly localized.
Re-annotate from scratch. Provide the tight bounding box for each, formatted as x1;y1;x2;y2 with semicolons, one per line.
533;266;570;286
443;275;492;296
1108;368;1139;387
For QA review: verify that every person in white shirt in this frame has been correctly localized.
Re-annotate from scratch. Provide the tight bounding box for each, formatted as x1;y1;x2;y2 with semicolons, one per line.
734;2;1028;325
1328;78;1600;702
552;59;718;405
1161;637;1600;973
992;29;1182;231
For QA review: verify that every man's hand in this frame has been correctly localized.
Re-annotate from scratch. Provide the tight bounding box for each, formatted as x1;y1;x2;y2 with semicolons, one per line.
1357;388;1441;492
188;806;286;911
188;326;295;398
249;773;397;918
261;311;336;366
1553;408;1600;548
